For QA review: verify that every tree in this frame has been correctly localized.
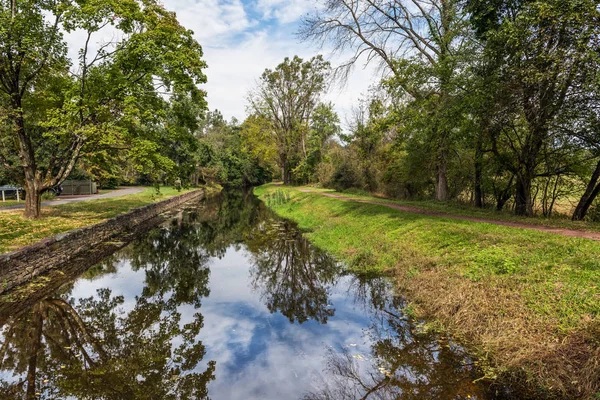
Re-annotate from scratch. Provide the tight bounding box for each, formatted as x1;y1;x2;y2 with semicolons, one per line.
0;0;207;218
555;38;600;221
195;110;273;187
293;102;341;183
247;218;341;324
240;113;279;177
304;277;485;400
0;222;217;399
467;0;600;216
301;0;472;201
247;55;330;184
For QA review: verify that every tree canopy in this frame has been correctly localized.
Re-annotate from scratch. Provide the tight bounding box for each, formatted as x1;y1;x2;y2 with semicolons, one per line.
0;0;207;218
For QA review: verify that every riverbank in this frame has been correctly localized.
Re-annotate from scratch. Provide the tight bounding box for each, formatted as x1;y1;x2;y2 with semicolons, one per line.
0;188;209;293
0;186;218;254
255;184;600;399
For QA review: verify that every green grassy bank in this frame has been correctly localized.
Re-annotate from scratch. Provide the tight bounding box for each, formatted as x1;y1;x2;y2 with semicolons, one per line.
255;184;600;399
0;200;22;208
0;187;206;254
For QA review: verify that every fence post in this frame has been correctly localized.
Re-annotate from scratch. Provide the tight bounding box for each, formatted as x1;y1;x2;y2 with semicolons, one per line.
1;191;4;202
16;190;20;201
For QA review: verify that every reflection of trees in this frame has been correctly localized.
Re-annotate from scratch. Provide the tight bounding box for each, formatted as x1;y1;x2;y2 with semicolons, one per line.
247;219;341;324
0;210;218;399
305;278;485;400
127;211;212;308
191;190;264;258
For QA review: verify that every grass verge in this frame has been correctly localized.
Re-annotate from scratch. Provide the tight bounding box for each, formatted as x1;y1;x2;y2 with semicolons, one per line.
320;186;600;233
0;200;22;208
0;187;197;254
255;183;600;399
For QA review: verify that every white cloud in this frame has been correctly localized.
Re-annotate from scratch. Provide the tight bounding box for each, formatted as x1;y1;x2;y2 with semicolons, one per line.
170;0;255;44
160;0;380;124
255;0;319;24
60;0;380;127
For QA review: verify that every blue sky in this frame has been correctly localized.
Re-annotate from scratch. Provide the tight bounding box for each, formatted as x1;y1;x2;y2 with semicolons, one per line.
162;0;378;125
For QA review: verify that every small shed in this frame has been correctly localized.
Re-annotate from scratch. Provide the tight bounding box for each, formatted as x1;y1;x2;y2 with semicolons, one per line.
61;180;98;195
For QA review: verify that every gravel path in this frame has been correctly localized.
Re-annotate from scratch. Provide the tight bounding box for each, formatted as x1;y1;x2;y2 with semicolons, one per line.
0;187;146;211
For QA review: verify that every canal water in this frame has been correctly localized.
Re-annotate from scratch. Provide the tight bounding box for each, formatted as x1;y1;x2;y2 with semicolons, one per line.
0;191;496;399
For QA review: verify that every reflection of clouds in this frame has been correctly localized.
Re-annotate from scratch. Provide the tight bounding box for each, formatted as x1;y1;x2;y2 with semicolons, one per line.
201;248;265;307
71;260;145;312
1;206;482;400
194;249;377;399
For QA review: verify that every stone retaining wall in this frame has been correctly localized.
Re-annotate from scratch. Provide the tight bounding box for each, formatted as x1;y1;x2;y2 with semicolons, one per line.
0;189;205;294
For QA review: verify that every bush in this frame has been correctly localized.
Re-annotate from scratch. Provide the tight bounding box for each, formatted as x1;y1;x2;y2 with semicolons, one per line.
41;191;56;201
588;202;600;222
99;177;120;190
327;158;363;191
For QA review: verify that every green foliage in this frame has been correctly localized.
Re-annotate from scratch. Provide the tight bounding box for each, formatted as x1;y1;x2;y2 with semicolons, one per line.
297;0;600;222
40;191;56;201
0;0;208;217
247;55;332;184
292;103;341;183
195;111;273;188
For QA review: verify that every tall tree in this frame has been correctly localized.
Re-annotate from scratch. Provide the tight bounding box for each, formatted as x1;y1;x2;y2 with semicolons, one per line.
301;0;471;201
0;0;207;218
293;102;341;183
468;0;599;216
247;55;330;184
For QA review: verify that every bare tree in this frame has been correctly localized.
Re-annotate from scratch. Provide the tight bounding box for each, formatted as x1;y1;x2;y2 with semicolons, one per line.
300;0;469;200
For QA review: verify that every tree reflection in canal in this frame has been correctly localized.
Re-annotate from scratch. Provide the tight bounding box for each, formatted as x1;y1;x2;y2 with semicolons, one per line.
305;278;484;400
0;210;219;399
0;190;493;399
0;288;215;399
247;219;341;324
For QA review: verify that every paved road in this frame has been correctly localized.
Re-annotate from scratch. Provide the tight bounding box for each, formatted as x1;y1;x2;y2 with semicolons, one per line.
0;187;146;211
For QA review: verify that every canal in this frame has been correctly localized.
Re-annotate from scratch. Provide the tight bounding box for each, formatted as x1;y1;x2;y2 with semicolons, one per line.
0;190;498;399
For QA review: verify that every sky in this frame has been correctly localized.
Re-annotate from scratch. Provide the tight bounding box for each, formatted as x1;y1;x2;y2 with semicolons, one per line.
160;0;379;124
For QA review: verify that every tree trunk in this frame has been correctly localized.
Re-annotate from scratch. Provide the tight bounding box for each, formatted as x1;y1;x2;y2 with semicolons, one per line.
26;307;44;399
435;152;449;201
474;136;484;208
283;165;290;185
24;181;42;219
496;194;509;211
572;159;600;221
515;173;533;216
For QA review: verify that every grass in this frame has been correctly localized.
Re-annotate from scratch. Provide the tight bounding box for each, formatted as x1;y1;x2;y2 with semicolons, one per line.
255;183;600;399
0;187;194;254
320;186;600;233
0;200;23;208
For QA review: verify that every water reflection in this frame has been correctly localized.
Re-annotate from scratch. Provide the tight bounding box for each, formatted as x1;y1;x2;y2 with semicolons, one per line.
305;278;482;400
247;219;341;324
0;288;215;399
0;191;493;399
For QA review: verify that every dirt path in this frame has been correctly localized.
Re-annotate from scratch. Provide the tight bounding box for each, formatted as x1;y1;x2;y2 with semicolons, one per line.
0;187;145;211
299;189;600;242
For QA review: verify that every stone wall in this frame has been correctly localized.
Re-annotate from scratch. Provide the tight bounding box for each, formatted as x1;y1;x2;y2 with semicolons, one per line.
0;189;205;294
